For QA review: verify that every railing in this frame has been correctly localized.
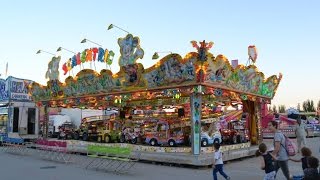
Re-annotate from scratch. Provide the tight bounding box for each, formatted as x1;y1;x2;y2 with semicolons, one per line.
0;138;140;174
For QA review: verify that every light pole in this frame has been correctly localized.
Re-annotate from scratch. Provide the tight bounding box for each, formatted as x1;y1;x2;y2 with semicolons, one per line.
80;38;102;47
36;50;55;56
57;47;76;54
107;24;130;34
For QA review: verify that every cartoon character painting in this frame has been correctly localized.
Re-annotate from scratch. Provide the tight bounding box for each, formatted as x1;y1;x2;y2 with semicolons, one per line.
191;40;214;62
45;56;61;81
118;34;144;67
205;58;230;84
0;80;8;100
215;67;226;81
123;64;138;84
144;57;195;87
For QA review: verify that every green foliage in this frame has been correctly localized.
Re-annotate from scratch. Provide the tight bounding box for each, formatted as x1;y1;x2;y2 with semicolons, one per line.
302;99;315;112
278;105;286;113
272;105;277;113
297;103;301;112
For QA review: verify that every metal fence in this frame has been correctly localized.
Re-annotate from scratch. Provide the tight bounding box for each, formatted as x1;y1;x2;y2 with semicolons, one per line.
0;139;140;174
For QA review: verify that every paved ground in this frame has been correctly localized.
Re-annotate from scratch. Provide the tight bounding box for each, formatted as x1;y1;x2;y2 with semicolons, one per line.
0;137;319;180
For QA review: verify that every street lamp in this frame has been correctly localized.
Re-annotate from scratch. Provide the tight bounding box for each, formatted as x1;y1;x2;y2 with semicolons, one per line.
107;24;130;34
80;38;102;47
152;51;172;60
57;47;76;54
36;50;55;56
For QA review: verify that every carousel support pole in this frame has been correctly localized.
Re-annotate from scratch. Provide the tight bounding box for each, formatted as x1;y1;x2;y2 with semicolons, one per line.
190;85;202;155
44;104;49;139
255;101;263;144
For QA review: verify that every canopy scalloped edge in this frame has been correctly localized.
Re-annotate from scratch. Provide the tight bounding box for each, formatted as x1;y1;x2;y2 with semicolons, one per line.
30;51;281;102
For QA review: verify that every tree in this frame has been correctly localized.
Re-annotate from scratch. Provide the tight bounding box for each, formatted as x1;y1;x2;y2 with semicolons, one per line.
310;100;315;112
272;105;277;113
297;103;301;112
302;99;316;112
278;105;286;113
303;101;307;112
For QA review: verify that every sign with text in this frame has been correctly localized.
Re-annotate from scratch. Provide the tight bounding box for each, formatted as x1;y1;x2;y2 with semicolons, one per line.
8;77;33;101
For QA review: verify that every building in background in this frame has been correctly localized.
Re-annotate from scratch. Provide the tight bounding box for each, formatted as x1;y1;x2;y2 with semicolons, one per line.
0;76;39;141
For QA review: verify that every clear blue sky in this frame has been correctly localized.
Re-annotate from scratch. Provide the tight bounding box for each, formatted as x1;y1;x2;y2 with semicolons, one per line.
0;0;319;108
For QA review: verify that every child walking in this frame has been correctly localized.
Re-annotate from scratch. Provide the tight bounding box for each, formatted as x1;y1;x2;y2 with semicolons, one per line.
255;143;277;180
303;156;320;180
289;147;312;171
212;143;230;180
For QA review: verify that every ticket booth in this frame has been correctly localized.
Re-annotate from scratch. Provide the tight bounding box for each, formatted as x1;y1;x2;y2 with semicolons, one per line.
0;76;39;140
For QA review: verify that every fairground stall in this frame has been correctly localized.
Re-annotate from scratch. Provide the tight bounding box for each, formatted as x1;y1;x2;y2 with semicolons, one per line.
0;76;39;143
29;34;281;165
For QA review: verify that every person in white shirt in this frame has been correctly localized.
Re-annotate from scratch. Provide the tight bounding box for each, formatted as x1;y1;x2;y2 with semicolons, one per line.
212;143;230;180
294;116;308;152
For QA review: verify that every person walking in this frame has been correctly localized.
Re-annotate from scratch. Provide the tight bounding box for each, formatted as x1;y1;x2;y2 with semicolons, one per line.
212;143;230;180
289;146;312;171
303;156;320;180
255;143;277;180
268;121;291;180
294;116;308;152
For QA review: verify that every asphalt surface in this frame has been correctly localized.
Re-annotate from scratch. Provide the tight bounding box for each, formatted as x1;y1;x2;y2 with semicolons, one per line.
0;137;319;180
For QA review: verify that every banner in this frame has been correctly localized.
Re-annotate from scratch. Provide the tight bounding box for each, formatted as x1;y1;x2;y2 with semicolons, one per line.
9;77;33;101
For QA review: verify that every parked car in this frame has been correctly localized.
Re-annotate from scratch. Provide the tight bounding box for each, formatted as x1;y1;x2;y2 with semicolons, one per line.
313;124;320;137
220;120;249;144
144;120;185;147
200;131;222;147
57;122;76;140
120;126;141;144
73;115;120;142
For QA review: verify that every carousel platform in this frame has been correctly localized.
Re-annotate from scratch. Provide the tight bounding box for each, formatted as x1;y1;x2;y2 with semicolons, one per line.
62;140;256;166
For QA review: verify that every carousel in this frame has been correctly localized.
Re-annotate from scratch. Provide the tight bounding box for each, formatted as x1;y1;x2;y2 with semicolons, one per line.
29;33;282;165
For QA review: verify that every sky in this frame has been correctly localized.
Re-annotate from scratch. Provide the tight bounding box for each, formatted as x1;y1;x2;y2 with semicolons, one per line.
0;0;319;108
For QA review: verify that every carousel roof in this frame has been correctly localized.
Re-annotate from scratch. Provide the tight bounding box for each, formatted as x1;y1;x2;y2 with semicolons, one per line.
30;34;282;107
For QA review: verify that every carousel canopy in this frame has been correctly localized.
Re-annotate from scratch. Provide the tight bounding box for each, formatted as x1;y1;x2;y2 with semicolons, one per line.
29;34;282;108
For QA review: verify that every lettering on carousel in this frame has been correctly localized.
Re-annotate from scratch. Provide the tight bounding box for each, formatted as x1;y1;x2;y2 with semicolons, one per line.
11;93;31;100
62;47;115;75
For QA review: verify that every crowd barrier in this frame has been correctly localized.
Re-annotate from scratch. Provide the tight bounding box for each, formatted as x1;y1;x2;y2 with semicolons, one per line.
85;145;141;174
0;135;30;155
35;139;71;163
0;138;140;174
